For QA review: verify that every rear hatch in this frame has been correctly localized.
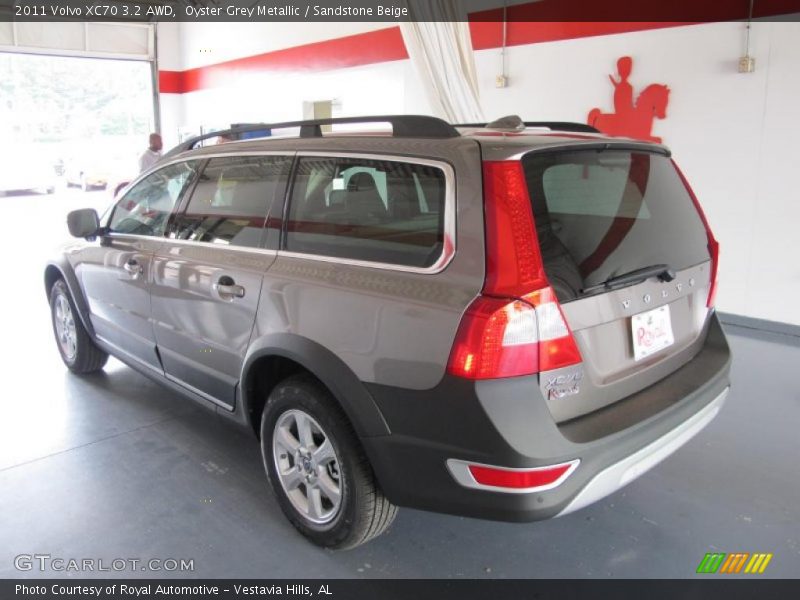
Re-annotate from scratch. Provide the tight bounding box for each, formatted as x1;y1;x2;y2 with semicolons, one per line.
521;147;715;422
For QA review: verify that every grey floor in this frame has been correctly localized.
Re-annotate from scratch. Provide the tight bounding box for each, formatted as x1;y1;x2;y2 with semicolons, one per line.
1;191;798;579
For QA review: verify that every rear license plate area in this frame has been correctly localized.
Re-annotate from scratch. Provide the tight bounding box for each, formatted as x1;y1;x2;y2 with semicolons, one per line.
631;305;675;361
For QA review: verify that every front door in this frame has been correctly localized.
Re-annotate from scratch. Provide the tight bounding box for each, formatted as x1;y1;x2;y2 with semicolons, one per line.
150;154;292;409
76;161;200;371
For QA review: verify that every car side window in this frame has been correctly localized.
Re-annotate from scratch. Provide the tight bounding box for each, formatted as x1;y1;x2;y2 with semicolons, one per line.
285;156;447;268
108;161;199;237
169;155;291;248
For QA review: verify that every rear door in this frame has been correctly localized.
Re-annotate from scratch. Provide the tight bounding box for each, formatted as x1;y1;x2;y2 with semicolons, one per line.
522;149;714;422
150;153;292;409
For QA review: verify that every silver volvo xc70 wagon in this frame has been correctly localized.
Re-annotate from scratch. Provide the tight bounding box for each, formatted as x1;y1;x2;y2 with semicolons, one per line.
46;115;730;549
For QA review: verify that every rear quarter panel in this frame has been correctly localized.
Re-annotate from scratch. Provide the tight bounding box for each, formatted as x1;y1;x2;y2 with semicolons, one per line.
252;137;485;390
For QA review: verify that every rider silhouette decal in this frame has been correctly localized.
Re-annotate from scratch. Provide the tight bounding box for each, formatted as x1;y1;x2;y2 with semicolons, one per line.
588;56;670;143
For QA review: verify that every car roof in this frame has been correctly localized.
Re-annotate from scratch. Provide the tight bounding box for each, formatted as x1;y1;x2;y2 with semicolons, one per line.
169;125;669;163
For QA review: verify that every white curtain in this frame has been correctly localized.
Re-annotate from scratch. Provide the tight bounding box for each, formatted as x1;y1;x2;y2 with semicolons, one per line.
400;1;485;123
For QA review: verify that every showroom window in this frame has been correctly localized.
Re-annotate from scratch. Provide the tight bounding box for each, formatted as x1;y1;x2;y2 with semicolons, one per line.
284;156;447;268
169;155;291;248
109;161;199;237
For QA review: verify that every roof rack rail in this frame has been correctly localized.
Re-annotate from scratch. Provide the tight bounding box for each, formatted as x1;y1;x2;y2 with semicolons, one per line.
523;121;600;133
165;115;460;158
455;120;600;134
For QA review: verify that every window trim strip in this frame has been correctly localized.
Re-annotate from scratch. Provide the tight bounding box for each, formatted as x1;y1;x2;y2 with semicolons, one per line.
105;232;279;257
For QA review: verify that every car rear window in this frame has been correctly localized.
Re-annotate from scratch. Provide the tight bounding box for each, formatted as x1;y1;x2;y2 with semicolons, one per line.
522;150;710;302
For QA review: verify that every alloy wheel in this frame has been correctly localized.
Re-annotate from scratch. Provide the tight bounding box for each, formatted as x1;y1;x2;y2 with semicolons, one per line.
272;409;342;525
54;293;78;361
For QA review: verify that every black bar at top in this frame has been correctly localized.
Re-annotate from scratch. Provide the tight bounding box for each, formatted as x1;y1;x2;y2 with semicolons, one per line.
2;0;800;23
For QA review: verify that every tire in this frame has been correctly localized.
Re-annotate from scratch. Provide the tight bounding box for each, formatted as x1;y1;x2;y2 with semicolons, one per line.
260;374;397;549
49;279;108;373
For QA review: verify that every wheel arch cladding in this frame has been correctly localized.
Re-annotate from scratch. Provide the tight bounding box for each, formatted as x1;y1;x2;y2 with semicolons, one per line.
45;260;94;337
242;333;391;439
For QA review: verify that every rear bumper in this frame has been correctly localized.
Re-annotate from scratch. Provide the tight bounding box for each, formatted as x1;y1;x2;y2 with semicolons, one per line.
556;386;727;516
362;312;731;522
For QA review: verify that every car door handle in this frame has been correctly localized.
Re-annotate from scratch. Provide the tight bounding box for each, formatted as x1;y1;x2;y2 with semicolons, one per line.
123;259;143;275
213;276;245;299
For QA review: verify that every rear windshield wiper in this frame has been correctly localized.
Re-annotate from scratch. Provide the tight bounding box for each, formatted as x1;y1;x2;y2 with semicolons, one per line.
581;264;676;295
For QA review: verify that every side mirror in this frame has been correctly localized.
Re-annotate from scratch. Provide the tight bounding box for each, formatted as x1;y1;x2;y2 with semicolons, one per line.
67;208;100;238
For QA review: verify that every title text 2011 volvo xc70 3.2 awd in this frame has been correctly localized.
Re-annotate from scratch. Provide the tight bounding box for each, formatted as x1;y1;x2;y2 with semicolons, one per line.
46;115;730;549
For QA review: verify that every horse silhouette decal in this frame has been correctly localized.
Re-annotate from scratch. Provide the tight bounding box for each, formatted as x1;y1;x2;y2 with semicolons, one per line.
587;56;670;143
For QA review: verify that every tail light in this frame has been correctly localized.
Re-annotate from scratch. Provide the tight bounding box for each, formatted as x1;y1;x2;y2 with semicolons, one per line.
447;161;582;380
447;295;538;379
672;160;719;308
705;237;719;308
480;160;547;297
447;287;581;379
